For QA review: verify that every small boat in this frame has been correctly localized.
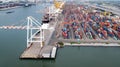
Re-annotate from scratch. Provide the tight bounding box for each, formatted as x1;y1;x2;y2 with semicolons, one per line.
24;3;32;7
6;11;14;14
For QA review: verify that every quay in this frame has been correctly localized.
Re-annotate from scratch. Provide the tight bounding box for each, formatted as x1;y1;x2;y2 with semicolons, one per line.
20;19;58;59
19;1;120;59
20;1;65;59
20;17;59;59
20;45;57;59
64;43;120;47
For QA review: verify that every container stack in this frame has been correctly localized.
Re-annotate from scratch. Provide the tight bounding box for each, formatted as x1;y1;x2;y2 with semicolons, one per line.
60;4;120;40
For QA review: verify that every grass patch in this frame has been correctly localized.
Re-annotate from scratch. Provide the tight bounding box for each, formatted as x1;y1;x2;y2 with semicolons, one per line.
70;42;81;45
118;43;120;45
57;42;64;47
105;42;110;44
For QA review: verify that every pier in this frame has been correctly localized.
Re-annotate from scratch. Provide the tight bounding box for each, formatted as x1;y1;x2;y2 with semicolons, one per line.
20;16;59;59
0;26;26;30
20;0;65;59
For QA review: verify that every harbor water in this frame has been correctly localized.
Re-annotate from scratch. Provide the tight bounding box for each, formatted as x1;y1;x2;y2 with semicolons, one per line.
0;3;120;67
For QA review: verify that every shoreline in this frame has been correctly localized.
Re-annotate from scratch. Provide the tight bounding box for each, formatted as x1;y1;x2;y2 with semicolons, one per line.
64;42;120;47
0;6;22;11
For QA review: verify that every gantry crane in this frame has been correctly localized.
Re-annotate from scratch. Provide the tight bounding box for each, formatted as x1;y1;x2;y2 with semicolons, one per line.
27;0;65;48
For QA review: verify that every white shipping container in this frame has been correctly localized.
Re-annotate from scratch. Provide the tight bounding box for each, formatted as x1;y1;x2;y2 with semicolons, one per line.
51;47;57;58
